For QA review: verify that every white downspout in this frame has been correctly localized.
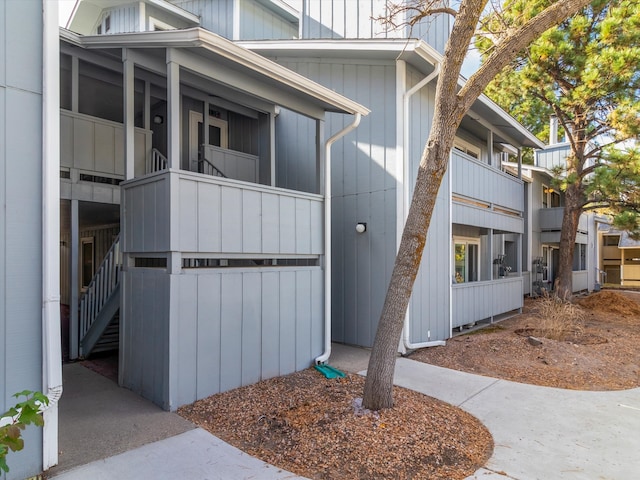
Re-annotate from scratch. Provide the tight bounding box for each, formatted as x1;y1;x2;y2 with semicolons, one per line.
42;0;63;470
315;113;362;365
401;63;446;351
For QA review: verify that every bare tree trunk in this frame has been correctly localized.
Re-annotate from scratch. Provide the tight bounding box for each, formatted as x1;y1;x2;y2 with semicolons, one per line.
554;182;583;299
362;128;457;409
361;0;594;411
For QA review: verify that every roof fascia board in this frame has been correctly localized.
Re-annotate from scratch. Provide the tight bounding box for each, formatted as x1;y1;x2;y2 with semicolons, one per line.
167;47;326;119
241;38;540;149
506;161;553;176
239;38;426;56
74;28;369;116
474;93;545;149
61;36;123;72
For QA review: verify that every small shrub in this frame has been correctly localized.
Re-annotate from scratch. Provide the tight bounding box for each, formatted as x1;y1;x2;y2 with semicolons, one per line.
0;391;49;473
531;294;585;341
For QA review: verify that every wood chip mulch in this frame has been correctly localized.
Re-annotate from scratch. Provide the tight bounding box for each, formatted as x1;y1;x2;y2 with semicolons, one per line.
411;290;640;390
178;289;639;479
178;370;493;480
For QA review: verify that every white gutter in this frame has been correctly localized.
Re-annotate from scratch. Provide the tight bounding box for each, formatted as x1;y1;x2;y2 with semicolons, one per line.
400;62;446;351
42;0;63;470
315;113;363;365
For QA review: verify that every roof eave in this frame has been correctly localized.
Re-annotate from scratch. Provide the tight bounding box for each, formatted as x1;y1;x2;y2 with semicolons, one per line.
62;28;370;117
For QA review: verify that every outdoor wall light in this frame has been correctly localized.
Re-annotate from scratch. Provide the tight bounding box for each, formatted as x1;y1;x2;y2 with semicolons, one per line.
355;223;367;234
153;115;164;125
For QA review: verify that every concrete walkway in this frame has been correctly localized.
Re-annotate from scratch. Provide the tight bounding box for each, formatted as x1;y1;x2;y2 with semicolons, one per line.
50;345;640;480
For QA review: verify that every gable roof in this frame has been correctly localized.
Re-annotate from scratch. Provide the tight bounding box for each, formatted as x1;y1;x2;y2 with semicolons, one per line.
60;27;370;119
66;0;200;34
238;38;545;149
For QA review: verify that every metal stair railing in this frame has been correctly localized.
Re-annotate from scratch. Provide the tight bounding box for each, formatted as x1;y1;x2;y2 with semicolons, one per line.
198;145;227;178
79;235;122;351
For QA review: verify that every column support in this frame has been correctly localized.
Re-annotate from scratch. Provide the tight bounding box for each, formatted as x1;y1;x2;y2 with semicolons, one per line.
70;199;79;359
123;49;135;180
167;49;180;169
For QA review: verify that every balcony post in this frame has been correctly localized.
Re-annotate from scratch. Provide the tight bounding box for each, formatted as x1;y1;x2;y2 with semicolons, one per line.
123;49;135;180
167;49;180;169
70;199;79;359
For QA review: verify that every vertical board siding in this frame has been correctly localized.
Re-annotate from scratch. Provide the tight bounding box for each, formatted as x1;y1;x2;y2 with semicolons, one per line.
1;3;45;475
452;277;523;328
60;110;151;178
407;68;452;343
123;174;171;253
301;0;388;39
121;269;171;408
239;0;298;40
272;57;397;348
106;5;139;34
166;268;323;408
452;203;524;233
536;144;571;171
274;107;317;194
171;173;323;255
451;150;524;212
300;0;450;49
171;0;233;38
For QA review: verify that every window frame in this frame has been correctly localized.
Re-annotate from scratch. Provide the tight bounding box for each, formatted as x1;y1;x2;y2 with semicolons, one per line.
453;236;481;284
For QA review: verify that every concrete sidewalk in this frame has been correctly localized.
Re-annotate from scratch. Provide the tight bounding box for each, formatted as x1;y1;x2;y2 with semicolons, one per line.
50;346;640;480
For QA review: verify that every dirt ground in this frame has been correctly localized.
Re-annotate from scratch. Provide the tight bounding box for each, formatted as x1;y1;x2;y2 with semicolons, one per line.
178;290;640;479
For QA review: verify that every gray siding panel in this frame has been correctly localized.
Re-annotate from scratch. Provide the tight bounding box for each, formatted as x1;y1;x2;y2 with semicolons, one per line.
407;70;451;343
451;150;524;212
452;277;523;328
196;274;222;398
1;2;45;473
239;0;298;39
171;0;233;38
220;273;243;392
272;57;397;348
121;269;171;408
125;268;325;410
123;174;171;253
300;0;450;50
106;5;139;34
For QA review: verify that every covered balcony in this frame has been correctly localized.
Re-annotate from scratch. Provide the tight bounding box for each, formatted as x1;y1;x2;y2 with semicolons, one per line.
60;27;368;409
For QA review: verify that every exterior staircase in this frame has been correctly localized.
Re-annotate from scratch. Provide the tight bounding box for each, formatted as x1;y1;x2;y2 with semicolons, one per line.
79;235;121;357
